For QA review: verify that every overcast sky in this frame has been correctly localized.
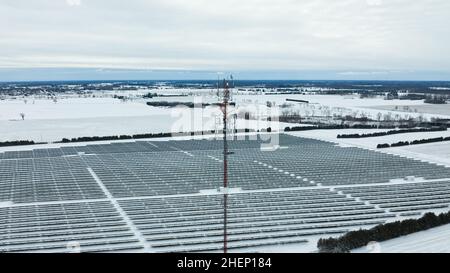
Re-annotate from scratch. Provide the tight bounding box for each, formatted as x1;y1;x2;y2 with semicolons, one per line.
1;0;450;81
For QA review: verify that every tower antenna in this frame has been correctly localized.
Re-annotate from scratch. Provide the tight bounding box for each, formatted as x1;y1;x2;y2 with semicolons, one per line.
218;75;233;254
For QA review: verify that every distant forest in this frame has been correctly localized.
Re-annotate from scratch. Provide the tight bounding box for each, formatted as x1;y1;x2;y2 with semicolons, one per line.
338;127;447;138
2;80;450;96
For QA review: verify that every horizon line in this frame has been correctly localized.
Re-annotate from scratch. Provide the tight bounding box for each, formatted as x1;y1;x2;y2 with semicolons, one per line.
2;79;450;83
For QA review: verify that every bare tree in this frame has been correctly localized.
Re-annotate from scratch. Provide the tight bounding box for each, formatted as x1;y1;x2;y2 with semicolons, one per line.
383;112;393;123
281;109;291;118
418;114;425;124
376;112;383;128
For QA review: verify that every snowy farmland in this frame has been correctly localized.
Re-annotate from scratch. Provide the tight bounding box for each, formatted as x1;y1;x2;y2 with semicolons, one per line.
0;97;297;142
368;104;450;117
1;93;449;143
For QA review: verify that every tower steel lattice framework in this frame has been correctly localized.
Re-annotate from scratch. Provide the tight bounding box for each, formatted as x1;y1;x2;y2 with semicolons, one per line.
218;75;234;254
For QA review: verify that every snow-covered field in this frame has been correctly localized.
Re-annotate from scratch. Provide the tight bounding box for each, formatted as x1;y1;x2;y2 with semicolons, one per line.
4;93;445;122
0;116;295;143
368;104;450;116
0;98;157;120
248;93;448;118
353;223;450;253
397;141;450;159
289;129;450;150
0;97;297;142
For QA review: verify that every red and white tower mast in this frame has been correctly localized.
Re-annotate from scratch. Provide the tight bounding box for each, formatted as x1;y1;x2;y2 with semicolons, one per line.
219;75;233;254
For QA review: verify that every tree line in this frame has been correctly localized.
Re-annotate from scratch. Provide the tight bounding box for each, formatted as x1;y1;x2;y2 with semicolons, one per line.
285;124;403;132
318;210;450;253
424;95;447;104
60;133;172;143
337;127;447;139
0;128;260;147
147;101;207;108
146;101;236;108
377;136;450;149
58;129;257;143
60;131;209;143
0;140;36;147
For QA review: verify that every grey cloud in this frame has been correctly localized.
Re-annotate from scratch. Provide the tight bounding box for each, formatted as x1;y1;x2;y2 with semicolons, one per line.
0;0;449;76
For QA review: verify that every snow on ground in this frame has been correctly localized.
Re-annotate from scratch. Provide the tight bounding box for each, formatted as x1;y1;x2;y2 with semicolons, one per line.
147;93;450;120
230;235;323;253
267;94;424;108
368;104;450;116
0;97;299;142
353;223;450;253
244;94;449;122
0;98;157;120
396;141;450;159
288;129;450;150
386;143;450;168
1;94;444;123
0;115;295;143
